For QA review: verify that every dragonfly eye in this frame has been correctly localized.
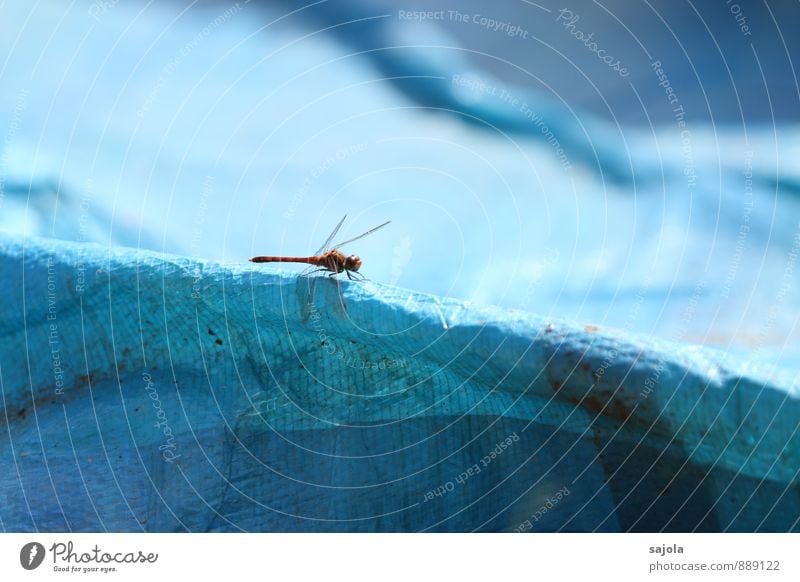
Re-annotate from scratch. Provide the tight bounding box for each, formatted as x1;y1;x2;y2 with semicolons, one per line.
346;255;362;271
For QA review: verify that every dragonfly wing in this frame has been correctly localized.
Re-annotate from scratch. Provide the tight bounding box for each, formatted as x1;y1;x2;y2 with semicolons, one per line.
300;273;319;322
298;264;318;278
314;214;347;255
332;275;348;320
298;274;347;322
330;220;391;249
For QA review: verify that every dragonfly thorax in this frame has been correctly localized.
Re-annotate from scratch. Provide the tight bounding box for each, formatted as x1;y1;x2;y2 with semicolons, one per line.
321;250;361;273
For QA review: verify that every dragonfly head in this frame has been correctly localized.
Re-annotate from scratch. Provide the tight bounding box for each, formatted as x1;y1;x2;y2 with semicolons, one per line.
345;254;362;272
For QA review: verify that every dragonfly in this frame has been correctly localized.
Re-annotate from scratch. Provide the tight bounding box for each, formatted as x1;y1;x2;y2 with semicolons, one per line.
250;215;390;318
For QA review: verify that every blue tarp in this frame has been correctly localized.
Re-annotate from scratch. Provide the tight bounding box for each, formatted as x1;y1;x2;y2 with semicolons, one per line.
1;1;799;531
1;235;798;531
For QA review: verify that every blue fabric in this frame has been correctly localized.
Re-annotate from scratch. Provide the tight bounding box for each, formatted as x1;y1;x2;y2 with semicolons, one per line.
1;235;798;531
1;1;799;531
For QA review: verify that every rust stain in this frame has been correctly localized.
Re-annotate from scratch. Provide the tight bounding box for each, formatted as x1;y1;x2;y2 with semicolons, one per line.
610;399;633;420
77;373;95;386
562;390;635;422
582;395;604;414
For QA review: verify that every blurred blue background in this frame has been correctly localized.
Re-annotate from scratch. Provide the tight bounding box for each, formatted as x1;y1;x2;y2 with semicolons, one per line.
1;0;799;371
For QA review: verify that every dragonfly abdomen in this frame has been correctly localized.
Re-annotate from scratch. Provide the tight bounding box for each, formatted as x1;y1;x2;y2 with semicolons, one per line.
249;255;320;265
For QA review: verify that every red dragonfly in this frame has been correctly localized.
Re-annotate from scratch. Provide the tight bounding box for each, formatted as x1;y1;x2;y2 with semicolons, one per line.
250;215;390;317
